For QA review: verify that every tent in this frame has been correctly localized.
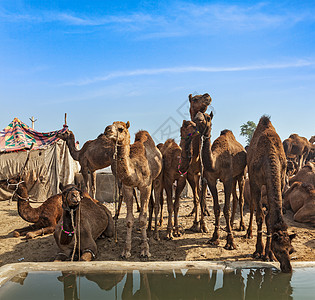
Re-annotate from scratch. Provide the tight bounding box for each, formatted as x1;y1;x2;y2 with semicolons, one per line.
0;118;79;201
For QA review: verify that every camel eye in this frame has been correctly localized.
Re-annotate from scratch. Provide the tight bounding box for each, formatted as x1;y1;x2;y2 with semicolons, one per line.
118;128;123;133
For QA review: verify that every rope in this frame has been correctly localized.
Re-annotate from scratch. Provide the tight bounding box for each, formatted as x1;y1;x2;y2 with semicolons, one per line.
70;209;77;262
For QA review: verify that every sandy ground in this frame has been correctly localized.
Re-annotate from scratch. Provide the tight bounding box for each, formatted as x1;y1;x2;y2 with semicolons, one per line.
0;185;314;267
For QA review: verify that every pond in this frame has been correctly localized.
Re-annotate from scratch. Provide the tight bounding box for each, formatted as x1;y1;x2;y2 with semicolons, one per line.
0;267;314;300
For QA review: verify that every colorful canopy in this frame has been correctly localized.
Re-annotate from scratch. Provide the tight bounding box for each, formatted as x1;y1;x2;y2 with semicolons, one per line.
0;118;67;153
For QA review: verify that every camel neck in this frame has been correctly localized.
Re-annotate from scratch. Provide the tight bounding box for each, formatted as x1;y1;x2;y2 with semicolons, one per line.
62;210;77;234
65;133;80;161
201;135;215;171
16;183;40;223
113;143;134;185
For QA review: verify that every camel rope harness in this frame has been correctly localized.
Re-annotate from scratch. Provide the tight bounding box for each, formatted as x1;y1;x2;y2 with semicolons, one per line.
113;131;120;243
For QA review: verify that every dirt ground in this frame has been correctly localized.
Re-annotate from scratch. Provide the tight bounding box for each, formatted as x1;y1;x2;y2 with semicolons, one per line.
0;185;314;267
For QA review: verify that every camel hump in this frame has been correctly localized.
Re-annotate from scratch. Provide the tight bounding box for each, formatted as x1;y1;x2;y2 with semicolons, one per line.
258;115;272;127
134;130;156;147
220;129;234;138
289;133;299;139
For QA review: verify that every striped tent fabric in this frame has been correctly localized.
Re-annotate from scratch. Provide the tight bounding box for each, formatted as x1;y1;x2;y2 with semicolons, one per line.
0;118;67;153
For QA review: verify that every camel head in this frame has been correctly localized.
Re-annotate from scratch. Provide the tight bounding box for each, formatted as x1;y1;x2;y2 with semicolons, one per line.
189;93;212;120
0;175;23;191
310;136;315;144
193;111;213;138
271;230;296;273
60;184;83;210
104;121;130;145
56;129;72;141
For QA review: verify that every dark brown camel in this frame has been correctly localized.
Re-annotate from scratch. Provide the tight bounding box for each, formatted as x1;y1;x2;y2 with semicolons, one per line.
247;115;295;273
54;184;114;261
105;121;162;258
193;112;247;249
0;177;63;239
178;120;209;233
289;162;315;186
283;134;311;171
56;129;140;214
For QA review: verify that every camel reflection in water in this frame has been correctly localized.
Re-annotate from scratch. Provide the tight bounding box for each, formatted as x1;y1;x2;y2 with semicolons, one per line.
12;268;293;300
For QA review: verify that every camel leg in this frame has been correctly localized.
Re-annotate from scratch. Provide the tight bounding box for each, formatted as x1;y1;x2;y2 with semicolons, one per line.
173;176;186;237
244;200;255;239
147;191;154;233
90;171;96;199
133;189;141;212
81;168;90;194
206;177;220;245
250;181;264;259
138;185;151;258
187;173;201;232
121;186;134;259
199;176;209;233
230;178;238;230
158;183;164;227
223;179;236;250
114;193;123;220
201;177;211;216
263;210;276;262
54;248;73;261
237;175;246;231
164;181;174;240
13;224;37;237
153;174;163;240
80;238;98;261
25;225;56;239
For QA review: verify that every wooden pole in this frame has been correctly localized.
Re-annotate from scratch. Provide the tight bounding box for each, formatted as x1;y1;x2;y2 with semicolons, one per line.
64;113;67;126
29;116;37;129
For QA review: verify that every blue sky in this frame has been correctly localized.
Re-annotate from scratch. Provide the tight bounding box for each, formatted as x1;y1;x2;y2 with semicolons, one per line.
1;0;314;146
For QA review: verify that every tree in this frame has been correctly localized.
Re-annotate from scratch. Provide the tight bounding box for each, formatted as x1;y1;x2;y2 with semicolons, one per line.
240;121;257;146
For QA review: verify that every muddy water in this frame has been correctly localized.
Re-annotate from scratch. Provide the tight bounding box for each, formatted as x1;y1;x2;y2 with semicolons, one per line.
0;267;314;299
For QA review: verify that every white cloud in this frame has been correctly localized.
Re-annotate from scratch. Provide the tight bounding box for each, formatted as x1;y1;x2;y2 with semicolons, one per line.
61;60;314;86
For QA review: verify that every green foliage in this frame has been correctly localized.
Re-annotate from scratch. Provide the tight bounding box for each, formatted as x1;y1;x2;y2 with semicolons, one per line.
240;121;257;146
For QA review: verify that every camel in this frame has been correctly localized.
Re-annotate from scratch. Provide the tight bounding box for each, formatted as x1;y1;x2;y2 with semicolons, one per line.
54;184;114;261
0;176;63;239
247;115;295;273
289;162;315;186
0;145;63;239
56;129;140;214
178;120;210;233
283;134;311;171
104;121;162;258
189;93;212;120
283;182;315;225
306;136;315;163
192;112;247;250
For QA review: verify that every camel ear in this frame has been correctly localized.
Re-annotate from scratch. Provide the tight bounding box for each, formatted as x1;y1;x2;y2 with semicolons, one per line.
272;232;280;241
289;233;296;241
126;121;130;129
59;183;64;192
189;94;192;102
209;111;214;120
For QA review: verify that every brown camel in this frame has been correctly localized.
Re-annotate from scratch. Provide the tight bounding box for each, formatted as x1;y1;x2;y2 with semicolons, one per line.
283;134;311;171
283;182;315;225
56;129;113;198
54;184;114;261
0;176;63;239
104;121;162;258
189;93;212;120
289;162;315;186
306;136;315;163
192;112;247;250
56;129;140;214
178;120;209;233
247;115;295;273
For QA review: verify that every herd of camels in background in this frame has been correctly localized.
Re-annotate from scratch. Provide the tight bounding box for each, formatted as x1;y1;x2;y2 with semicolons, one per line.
1;93;314;273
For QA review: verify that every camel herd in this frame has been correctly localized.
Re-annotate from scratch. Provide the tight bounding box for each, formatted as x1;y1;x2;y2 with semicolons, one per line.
1;93;314;273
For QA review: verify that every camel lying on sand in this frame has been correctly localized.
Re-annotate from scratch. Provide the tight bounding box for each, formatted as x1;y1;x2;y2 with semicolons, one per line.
283;182;315;225
54;184;114;261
